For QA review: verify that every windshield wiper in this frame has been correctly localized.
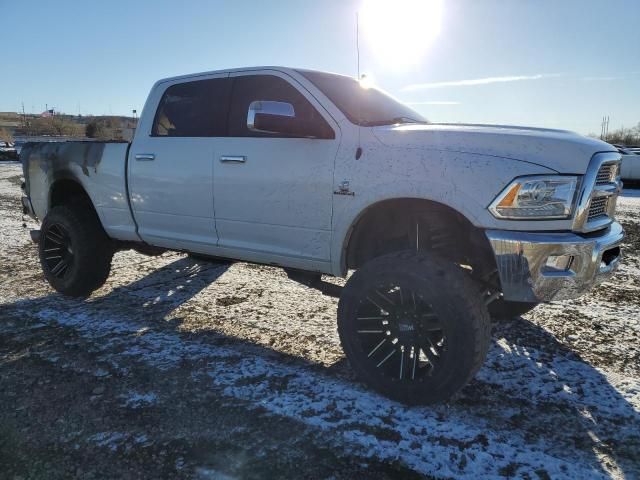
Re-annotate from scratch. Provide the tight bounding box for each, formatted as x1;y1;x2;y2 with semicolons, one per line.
361;117;427;127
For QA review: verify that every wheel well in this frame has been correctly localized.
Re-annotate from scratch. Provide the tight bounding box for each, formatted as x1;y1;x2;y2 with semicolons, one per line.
344;198;497;279
49;179;93;210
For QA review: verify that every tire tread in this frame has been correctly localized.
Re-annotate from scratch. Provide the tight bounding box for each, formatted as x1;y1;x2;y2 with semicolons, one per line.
337;250;491;404
39;202;113;297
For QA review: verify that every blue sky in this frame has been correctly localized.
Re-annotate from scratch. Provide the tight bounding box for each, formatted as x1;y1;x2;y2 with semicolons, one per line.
2;0;638;135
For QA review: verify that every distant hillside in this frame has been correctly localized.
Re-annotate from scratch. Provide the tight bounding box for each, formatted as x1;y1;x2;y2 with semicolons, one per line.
0;112;137;141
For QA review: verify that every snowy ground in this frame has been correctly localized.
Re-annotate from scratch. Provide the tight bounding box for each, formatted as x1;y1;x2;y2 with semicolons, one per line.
1;160;639;479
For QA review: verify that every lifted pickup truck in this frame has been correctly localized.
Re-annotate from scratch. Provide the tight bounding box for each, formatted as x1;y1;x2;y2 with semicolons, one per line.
21;67;624;404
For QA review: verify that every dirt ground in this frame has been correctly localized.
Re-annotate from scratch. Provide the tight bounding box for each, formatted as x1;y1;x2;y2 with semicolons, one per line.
1;161;639;479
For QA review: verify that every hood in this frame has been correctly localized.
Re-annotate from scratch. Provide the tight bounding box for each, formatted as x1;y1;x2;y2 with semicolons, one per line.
372;123;616;173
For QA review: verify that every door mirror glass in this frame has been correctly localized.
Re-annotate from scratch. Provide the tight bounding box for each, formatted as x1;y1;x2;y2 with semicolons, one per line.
247;100;303;136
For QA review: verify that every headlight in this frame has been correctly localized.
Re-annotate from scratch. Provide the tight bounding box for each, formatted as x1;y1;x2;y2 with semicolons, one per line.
489;175;579;219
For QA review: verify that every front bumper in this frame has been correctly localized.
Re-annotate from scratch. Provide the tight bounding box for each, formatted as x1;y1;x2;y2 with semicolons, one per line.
486;222;624;302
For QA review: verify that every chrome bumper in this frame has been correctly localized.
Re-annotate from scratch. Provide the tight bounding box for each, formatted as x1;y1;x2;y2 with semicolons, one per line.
486;222;624;302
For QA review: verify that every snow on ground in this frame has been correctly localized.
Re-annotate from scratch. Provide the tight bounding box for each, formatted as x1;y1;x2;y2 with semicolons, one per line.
1;162;639;479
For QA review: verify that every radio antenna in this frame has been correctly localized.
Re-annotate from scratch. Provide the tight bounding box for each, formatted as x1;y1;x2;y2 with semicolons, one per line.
355;12;363;158
356;12;361;80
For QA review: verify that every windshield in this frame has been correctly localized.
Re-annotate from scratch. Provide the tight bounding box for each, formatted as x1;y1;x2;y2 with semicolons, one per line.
298;70;427;127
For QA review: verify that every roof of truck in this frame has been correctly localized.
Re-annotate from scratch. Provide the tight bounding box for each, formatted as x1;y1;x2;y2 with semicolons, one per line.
155;66;289;85
154;66;352;85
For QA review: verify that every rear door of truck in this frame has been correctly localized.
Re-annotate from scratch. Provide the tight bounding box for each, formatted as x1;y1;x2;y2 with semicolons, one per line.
128;73;231;250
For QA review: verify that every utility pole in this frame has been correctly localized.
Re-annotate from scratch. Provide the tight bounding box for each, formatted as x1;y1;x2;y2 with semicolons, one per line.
600;115;610;141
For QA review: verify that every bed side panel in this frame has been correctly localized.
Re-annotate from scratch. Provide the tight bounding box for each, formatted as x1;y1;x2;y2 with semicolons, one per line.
22;141;139;241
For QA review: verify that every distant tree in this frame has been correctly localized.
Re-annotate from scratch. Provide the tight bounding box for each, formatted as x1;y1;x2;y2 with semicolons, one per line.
12;113;131;140
85;121;98;138
600;122;640;146
48;115;81;136
90;116;125;140
0;127;13;144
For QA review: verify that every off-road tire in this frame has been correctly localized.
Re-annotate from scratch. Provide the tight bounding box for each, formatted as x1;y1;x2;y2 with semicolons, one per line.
39;204;113;297
489;300;538;320
337;250;491;404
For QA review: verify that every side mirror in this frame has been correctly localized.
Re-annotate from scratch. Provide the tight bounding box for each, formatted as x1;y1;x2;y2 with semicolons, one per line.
247;100;301;136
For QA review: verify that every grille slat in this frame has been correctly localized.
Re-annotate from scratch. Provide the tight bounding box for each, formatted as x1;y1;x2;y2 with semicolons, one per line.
576;156;621;232
588;197;608;220
587;162;619;223
595;163;617;185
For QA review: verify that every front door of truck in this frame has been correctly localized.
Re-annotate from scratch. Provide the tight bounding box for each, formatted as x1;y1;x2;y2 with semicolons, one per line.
212;71;340;265
129;74;230;251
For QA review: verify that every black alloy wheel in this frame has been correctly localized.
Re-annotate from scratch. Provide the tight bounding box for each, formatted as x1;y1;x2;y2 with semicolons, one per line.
354;283;447;381
39;203;113;297
41;222;74;279
338;251;491;404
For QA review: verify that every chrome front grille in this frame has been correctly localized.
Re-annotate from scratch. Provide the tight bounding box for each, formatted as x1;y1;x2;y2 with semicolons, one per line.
588;196;609;220
595;163;618;185
574;153;622;232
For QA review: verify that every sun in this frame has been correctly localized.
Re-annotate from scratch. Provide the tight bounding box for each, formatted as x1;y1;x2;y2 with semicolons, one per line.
360;0;443;70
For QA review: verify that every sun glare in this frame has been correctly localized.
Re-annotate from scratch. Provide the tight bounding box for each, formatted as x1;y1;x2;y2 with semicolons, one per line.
360;0;443;70
359;74;375;89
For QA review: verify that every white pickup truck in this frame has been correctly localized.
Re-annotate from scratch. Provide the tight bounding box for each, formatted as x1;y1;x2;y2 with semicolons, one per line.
20;67;624;404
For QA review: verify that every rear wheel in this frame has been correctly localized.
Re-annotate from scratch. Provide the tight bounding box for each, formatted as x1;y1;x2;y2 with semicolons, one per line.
337;251;491;404
39;204;113;297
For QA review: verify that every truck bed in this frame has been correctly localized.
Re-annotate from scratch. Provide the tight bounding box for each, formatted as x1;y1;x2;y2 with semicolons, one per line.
21;140;140;242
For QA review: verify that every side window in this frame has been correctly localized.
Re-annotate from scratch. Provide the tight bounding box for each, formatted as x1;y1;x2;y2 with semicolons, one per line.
152;78;230;137
228;75;334;138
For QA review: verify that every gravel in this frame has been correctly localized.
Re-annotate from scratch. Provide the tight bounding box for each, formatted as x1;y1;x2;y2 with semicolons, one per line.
0;161;638;479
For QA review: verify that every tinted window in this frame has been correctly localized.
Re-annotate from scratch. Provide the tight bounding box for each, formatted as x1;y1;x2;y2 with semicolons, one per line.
152;78;230;137
298;70;426;127
228;75;333;138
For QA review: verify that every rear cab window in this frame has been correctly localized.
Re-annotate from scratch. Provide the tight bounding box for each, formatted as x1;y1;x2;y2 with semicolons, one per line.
152;78;231;137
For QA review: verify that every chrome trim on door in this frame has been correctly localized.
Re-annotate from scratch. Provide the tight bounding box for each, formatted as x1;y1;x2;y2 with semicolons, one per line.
220;155;247;163
135;153;155;161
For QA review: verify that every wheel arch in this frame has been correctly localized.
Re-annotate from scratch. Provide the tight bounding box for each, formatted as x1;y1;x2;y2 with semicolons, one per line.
47;175;101;220
339;197;497;279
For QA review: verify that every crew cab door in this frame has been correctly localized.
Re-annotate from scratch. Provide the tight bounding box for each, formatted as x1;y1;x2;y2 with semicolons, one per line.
212;71;340;265
128;74;230;250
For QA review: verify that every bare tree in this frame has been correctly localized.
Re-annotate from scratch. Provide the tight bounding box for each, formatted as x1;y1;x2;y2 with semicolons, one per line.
602;122;640;146
48;115;83;136
0;127;14;144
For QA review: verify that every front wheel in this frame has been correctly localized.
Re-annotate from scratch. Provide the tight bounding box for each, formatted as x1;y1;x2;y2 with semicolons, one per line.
337;251;491;404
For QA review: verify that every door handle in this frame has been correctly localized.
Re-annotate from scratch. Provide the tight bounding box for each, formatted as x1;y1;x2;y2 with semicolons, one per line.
135;153;155;161
220;155;246;163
